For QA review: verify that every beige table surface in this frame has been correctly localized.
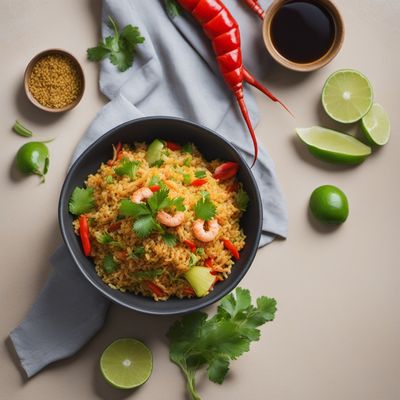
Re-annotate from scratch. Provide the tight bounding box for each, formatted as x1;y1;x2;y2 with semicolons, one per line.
1;0;399;399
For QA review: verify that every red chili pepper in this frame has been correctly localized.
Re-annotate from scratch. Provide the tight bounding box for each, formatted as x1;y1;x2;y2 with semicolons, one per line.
176;0;291;166
107;142;123;166
145;281;165;298
204;257;214;269
183;239;197;252
242;0;265;19
213;162;239;181
149;185;160;192
79;215;91;256
222;239;240;260
190;178;207;187
183;287;196;296
166;141;182;151
108;222;121;233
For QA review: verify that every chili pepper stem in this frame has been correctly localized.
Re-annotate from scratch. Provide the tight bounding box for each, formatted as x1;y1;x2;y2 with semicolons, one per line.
235;90;259;167
243;69;293;117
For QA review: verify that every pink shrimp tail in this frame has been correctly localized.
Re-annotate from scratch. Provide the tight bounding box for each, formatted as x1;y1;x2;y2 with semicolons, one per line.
235;90;258;168
243;69;293;117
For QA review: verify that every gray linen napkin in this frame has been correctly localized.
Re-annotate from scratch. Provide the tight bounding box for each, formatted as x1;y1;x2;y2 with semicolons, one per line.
10;0;287;378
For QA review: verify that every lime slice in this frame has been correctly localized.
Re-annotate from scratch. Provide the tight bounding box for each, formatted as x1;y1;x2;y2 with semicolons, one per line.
361;103;390;146
100;338;152;389
296;126;371;165
309;185;349;225
322;69;373;123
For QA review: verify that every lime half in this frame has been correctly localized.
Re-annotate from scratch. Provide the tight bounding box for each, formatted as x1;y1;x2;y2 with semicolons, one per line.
322;69;373;123
100;338;152;389
361;103;390;146
296;126;371;165
309;185;349;225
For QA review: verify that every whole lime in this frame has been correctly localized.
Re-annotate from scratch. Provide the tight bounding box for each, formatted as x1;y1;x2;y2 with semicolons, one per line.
309;185;349;224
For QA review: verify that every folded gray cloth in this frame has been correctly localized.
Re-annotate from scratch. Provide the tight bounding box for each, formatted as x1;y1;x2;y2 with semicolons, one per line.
10;0;287;378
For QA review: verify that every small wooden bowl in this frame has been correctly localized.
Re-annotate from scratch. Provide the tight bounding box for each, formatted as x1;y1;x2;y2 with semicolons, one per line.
24;49;85;112
262;0;345;72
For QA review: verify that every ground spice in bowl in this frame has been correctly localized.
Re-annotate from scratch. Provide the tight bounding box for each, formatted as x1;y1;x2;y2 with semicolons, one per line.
24;49;84;112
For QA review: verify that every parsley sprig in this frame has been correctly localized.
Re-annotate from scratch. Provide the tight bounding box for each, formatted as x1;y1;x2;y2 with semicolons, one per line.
167;288;277;400
119;188;185;238
87;16;145;72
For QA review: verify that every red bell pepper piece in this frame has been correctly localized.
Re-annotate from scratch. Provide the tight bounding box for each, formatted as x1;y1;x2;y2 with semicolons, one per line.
222;239;240;260
166;141;182;151
183;239;197;252
145;281;165;297
79;215;91;256
213;162;239;181
149;185;160;192
190;178;207;187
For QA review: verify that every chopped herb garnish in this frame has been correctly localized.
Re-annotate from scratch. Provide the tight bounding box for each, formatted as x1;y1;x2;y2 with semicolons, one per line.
103;254;118;273
105;175;114;184
194;196;216;221
183;156;192;167
114;158;140;180
170;197;186;212
196;247;205;257
96;232;112;244
135;268;163;280
162;233;178;247
87;16;145;72
236;183;250;211
181;143;193;154
183;173;191;186
149;175;166;189
130;246;145;259
152;159;164;167
189;253;198;267
195;170;207;179
119;199;151;218
133;215;161;238
69;187;95;215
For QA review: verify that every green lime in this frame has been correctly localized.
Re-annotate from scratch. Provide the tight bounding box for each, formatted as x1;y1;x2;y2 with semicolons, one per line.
296;126;371;165
322;69;373;123
15;141;49;182
361;103;390;146
309;185;349;225
100;338;152;389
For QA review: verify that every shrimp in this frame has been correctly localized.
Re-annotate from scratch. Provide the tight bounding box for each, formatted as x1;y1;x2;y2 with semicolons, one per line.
131;187;153;203
192;218;220;242
156;210;185;227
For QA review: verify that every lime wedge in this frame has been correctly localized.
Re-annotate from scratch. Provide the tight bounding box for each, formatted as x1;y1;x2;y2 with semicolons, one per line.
322;69;373;123
361;103;390;146
296;126;371;164
100;338;152;389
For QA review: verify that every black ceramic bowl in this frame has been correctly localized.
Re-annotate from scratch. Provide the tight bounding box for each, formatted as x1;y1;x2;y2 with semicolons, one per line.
59;117;262;315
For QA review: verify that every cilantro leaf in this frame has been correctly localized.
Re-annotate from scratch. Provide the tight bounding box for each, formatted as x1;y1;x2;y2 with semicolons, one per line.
195;170;207;179
134;268;163;280
236;184;249;211
165;0;182;18
133;215;159;238
119;199;150;218
147;188;171;213
114;158;140;180
181;143;193;154
183;173;191;186
183;156;192;167
196;247;205;257
167;288;277;399
162;233;178;247
148;175;166;189
171;197;186;211
194;196;216;221
96;232;112;244
87;16;145;72
69;187;95;215
130;246;145;259
105;175;114;184
103;254;118;273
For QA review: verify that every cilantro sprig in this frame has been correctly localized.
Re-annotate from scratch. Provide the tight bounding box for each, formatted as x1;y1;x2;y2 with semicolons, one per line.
69;187;95;215
119;188;185;238
236;183;250;212
114;158;140;181
87;16;145;72
167;288;277;400
193;192;216;221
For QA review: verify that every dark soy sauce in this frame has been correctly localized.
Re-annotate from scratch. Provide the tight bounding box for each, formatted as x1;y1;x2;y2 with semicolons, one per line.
270;1;335;63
